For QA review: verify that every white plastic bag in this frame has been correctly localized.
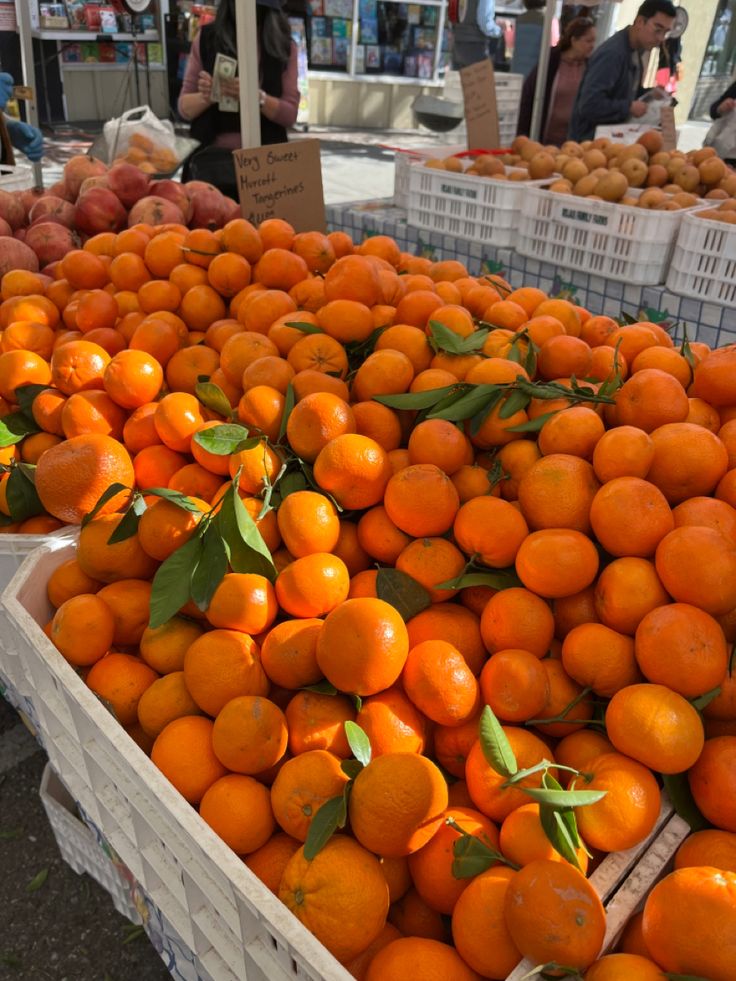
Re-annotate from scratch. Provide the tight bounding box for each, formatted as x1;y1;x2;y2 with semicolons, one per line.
103;105;178;170
627;92;672;129
704;110;736;161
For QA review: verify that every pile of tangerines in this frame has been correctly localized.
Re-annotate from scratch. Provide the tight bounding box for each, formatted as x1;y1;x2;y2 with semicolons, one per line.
2;215;736;981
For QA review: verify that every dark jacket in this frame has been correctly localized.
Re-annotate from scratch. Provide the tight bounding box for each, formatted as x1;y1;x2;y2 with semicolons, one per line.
711;79;736;121
517;45;561;138
569;27;642;141
190;23;287;147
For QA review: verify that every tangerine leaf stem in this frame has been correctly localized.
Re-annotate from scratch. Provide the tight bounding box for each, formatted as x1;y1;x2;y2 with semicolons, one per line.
525;687;594;727
503;761;581;787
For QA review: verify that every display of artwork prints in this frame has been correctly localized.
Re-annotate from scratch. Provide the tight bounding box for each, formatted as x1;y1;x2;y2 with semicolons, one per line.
383;49;403;73
417;52;434;78
64;1;86;29
83;4;101;30
404;54;418;76
323;0;352;16
365;44;381;68
61;42;82;62
333;36;349;65
412;27;436;50
360;18;378;43
310;36;333;65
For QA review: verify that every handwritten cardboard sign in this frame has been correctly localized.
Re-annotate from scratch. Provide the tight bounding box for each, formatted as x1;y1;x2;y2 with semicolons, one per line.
659;106;677;152
233;139;326;233
460;59;500;151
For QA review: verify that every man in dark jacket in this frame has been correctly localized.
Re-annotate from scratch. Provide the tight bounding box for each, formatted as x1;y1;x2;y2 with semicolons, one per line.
568;0;676;141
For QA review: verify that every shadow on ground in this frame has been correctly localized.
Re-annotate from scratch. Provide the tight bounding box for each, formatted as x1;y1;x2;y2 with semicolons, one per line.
0;698;170;981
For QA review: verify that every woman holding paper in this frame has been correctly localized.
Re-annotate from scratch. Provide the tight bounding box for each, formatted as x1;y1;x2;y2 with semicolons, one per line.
179;0;299;191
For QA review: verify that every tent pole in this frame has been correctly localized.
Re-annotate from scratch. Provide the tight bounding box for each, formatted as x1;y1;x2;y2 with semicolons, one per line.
529;1;557;143
13;0;43;188
237;0;261;148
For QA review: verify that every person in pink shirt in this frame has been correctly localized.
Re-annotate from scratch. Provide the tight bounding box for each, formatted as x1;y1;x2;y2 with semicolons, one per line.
179;0;299;192
517;17;596;146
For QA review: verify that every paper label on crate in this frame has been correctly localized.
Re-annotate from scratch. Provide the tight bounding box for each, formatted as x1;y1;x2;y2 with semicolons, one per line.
460;59;500;151
233;139;326;233
439;183;478;200
561;206;609;228
659;106;677;152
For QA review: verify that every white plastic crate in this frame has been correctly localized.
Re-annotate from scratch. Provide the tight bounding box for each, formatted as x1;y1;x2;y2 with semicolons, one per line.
0;529;74;728
666;209;736;306
393;142;466;209
1;534;354;981
516;184;696;285
394;150;422;210
0;163;34;191
3;534;694;980
408;164;547;248
40;762;142;922
41;762;213;980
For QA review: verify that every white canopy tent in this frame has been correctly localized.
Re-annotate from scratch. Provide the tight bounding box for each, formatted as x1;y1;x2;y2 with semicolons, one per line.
13;0;43;187
236;0;261;149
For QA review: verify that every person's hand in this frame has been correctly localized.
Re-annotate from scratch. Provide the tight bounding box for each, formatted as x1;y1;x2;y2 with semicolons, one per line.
7;120;43;161
197;71;213;101
719;97;736;116
0;73;13;112
630;100;648;117
219;77;240;100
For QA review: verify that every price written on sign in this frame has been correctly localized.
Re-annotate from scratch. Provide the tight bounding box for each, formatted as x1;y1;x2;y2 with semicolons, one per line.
232;139;326;233
460;58;500;151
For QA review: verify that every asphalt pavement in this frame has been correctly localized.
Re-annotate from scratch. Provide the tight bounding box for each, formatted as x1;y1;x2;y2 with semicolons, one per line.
0;696;171;980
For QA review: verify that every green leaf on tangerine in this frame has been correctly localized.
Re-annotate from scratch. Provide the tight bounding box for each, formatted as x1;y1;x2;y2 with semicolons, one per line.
479;705;518;778
303;794;348;861
376;567;431;622
344;721;371;767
